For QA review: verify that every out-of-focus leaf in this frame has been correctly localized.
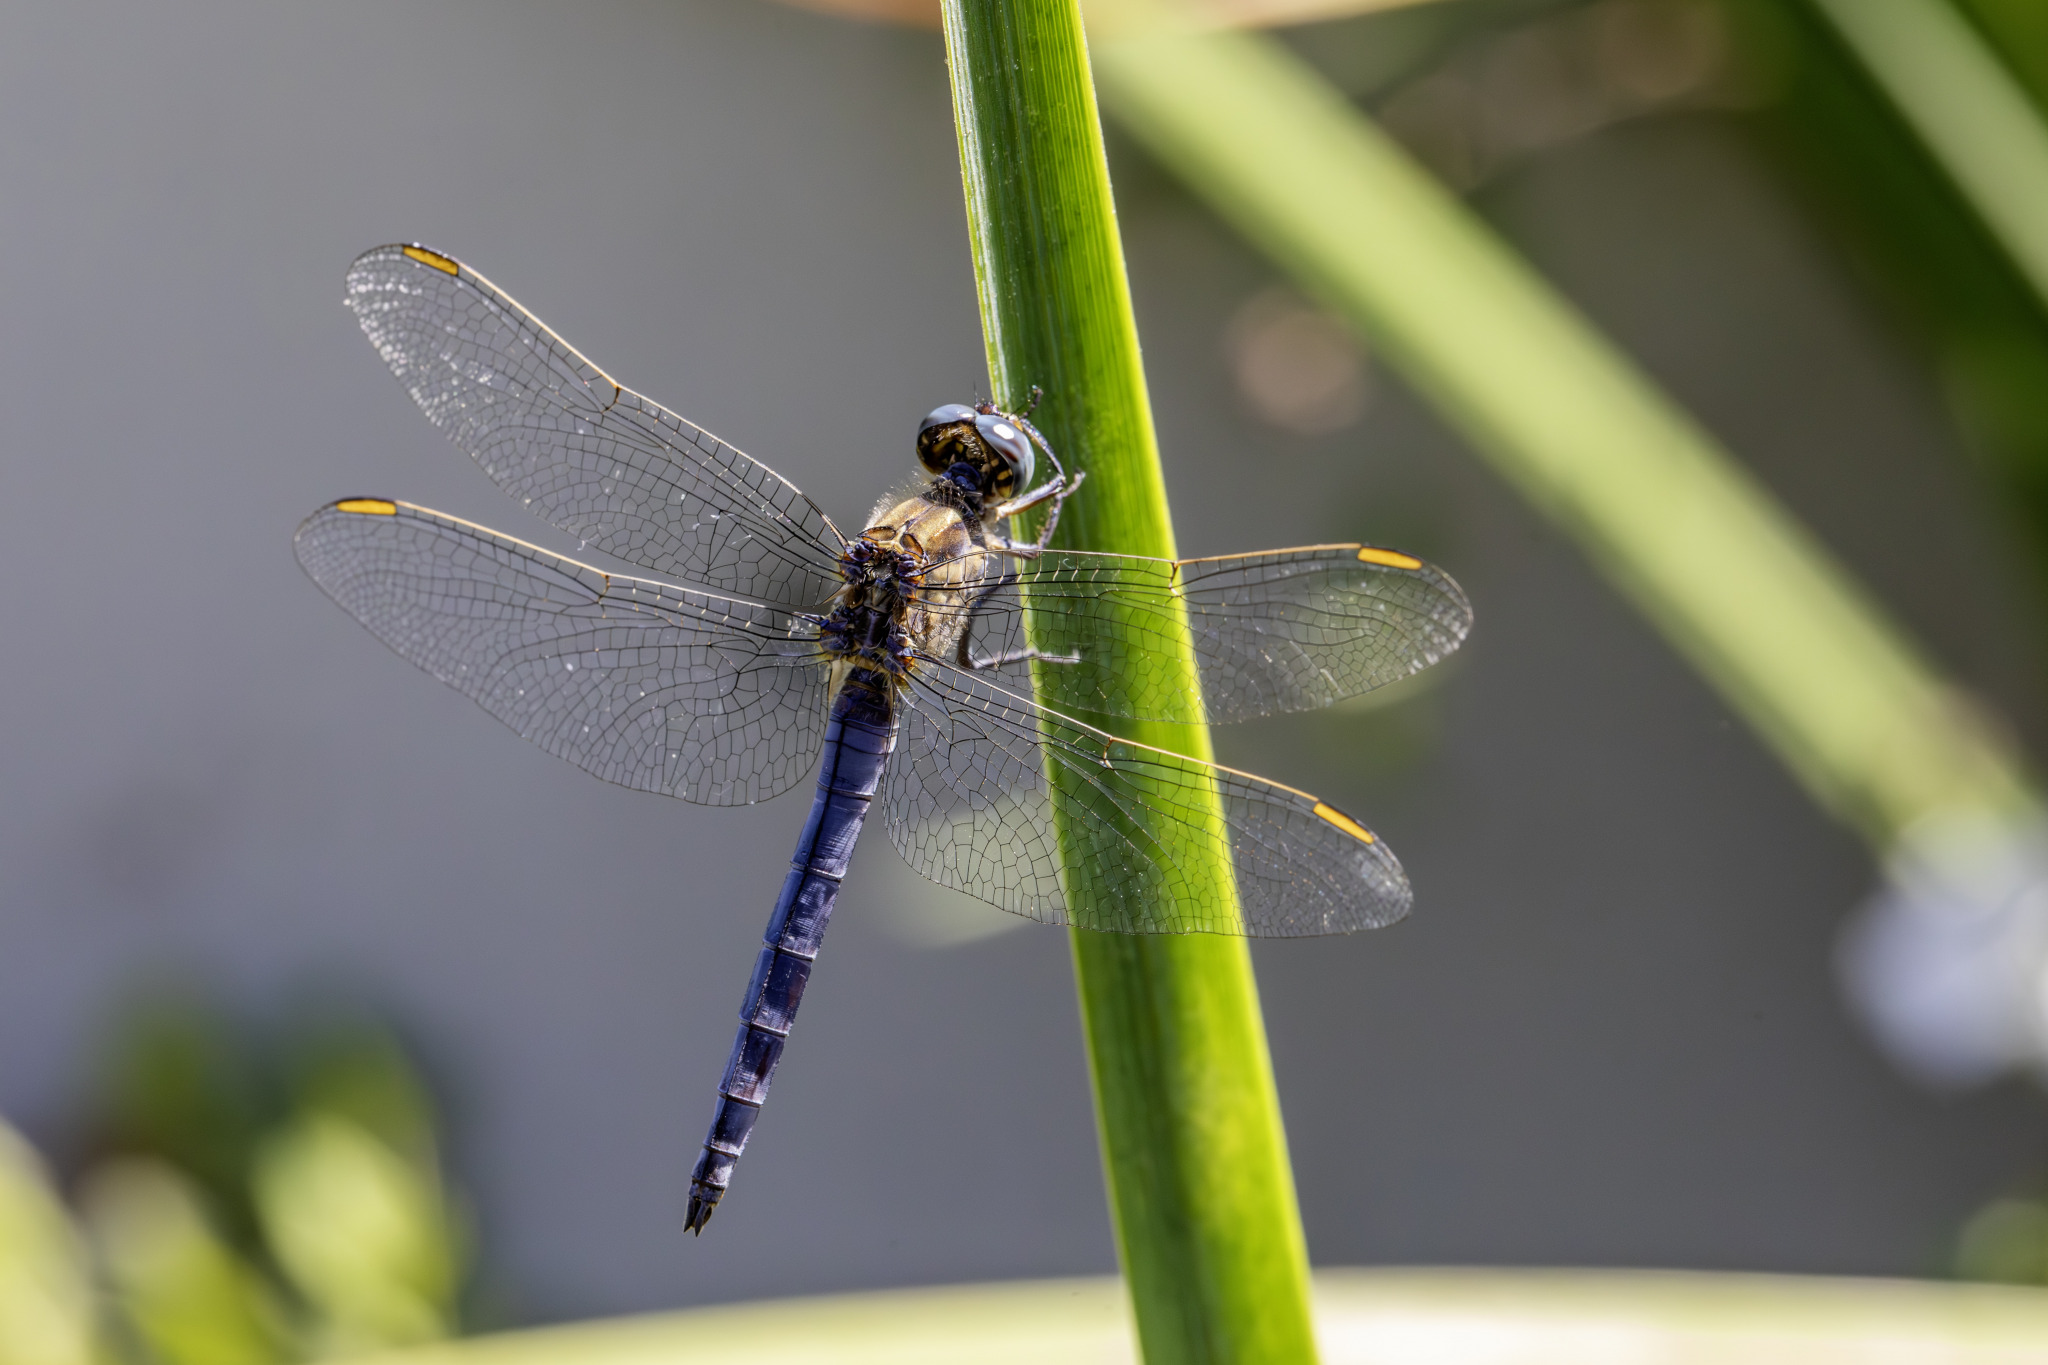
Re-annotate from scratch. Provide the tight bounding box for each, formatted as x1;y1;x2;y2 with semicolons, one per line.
254;1115;459;1356
0;1120;102;1365
1958;1198;2048;1285
96;989;268;1241
284;1020;439;1167
81;1157;288;1365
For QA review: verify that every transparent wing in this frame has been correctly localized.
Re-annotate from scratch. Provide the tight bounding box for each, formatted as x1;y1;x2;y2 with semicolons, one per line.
884;661;1409;937
923;543;1470;725
345;244;844;611
295;499;828;806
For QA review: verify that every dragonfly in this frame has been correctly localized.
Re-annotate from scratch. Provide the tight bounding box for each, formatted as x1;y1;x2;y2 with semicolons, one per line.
297;243;1473;1234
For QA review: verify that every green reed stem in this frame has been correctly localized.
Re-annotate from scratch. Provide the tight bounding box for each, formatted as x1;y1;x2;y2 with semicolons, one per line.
940;0;1319;1360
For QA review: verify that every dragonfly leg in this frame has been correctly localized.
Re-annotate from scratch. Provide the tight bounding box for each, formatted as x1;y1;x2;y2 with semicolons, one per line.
992;476;1065;521
959;640;1080;671
949;567;1080;671
993;469;1087;558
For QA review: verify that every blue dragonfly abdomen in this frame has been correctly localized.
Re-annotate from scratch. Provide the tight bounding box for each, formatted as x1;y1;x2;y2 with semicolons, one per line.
692;671;896;1232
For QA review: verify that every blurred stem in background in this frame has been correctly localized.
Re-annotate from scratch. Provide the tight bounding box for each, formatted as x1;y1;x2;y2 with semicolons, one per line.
1759;0;2048;633
941;0;1320;1358
1089;2;2032;847
1804;0;2048;310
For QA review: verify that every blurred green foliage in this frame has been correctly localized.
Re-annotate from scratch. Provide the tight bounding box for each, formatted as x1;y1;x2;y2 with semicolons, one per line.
0;988;469;1365
83;1157;293;1365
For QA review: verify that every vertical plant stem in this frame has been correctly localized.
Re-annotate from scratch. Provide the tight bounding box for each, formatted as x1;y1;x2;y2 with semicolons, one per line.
940;0;1319;1360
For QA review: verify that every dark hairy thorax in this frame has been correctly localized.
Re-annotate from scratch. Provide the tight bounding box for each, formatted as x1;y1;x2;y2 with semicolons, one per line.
818;480;991;681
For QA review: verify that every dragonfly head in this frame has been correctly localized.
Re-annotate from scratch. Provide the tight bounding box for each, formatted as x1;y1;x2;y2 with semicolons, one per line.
916;403;1034;501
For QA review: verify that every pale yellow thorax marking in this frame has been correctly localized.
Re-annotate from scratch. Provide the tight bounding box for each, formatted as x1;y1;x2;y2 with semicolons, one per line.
335;499;398;516
1312;802;1376;844
1357;546;1422;571
402;246;459;275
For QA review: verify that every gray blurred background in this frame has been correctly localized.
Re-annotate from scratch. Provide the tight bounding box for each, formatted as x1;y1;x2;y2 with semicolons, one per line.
1;0;2042;1325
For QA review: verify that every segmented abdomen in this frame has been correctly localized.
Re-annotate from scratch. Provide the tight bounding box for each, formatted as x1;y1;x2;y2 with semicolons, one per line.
685;670;896;1232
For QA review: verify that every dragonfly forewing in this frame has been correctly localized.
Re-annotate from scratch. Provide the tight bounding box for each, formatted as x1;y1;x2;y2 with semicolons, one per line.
295;500;828;806
923;543;1471;726
345;244;845;611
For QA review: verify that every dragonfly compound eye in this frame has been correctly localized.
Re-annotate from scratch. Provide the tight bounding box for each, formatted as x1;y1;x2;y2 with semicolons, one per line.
973;412;1035;496
916;404;979;477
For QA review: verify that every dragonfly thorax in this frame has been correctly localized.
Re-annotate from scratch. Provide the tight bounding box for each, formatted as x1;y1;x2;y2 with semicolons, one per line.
820;535;925;677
